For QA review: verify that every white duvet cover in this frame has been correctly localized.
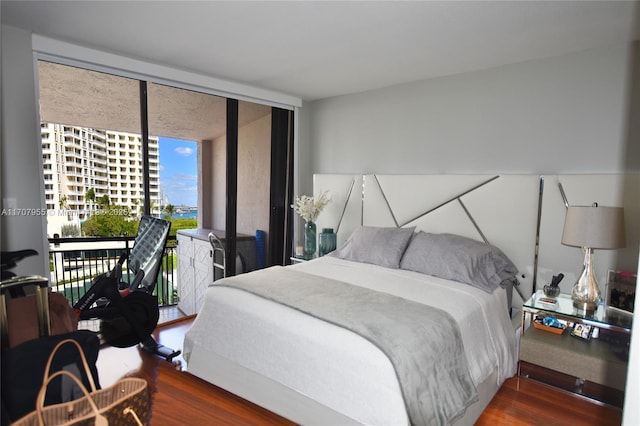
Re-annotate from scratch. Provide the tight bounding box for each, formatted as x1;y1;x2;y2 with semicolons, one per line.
183;256;517;425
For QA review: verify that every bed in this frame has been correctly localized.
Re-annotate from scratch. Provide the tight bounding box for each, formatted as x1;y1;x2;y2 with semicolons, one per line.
182;173;637;425
184;227;520;425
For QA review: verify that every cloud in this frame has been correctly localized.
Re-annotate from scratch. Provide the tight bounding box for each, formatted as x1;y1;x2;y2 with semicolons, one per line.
174;147;194;157
172;173;197;182
160;173;198;206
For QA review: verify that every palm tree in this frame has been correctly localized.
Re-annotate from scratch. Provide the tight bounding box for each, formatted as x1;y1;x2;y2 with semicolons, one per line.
58;195;68;210
85;188;95;216
131;198;141;219
97;194;111;208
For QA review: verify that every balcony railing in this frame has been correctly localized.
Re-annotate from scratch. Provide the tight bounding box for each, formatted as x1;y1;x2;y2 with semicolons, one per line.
48;235;178;308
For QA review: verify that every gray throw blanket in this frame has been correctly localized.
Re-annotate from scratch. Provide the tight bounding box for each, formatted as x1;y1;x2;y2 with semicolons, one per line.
214;266;477;425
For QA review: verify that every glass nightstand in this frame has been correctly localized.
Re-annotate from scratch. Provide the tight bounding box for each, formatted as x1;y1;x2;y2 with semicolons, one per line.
519;290;632;407
522;290;632;334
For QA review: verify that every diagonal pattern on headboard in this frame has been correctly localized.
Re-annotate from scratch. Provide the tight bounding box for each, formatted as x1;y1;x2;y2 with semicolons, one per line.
313;174;363;238
313;173;639;309
315;174;540;303
365;174;500;233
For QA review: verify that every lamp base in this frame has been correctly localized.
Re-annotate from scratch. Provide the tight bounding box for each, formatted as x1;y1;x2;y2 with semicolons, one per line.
572;299;598;312
571;247;601;313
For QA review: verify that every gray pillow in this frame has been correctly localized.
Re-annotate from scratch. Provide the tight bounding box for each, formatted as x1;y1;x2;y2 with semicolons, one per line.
399;232;517;293
330;226;416;269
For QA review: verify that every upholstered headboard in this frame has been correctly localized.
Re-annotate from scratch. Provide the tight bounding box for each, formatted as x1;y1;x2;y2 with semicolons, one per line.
312;173;639;308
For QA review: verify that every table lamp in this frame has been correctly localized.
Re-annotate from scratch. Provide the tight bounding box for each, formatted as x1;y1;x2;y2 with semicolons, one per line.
561;204;625;311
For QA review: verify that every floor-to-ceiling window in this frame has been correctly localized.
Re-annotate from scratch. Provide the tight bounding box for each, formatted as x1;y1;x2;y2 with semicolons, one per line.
38;60;294;271
38;61;143;237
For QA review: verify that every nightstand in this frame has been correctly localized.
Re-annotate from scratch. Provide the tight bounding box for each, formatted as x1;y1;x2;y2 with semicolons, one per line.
519;290;632;407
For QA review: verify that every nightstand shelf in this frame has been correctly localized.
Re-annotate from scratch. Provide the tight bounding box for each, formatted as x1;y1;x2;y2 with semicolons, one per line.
519;290;631;407
290;255;316;264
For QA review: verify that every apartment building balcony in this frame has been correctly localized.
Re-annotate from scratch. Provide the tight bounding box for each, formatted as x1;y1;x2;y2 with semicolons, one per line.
90;137;107;146
63;129;81;138
65;189;85;197
64;157;82;166
63;138;82;147
65;169;83;178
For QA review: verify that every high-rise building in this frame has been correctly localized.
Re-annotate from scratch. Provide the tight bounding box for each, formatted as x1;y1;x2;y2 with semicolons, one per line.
41;123;160;235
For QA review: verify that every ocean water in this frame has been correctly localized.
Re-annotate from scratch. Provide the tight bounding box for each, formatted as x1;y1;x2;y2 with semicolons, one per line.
171;210;197;220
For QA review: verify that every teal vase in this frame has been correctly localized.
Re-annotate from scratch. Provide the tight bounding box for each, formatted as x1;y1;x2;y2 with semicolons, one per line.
304;221;316;258
319;228;337;256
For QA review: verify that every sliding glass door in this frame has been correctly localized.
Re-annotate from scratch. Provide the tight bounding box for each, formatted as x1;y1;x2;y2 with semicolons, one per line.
38;60;294;276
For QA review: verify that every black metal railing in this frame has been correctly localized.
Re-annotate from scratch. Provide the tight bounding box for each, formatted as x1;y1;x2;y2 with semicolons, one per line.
48;235;178;307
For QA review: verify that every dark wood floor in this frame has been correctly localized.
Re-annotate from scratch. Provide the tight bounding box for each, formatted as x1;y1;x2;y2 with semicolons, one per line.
104;317;623;426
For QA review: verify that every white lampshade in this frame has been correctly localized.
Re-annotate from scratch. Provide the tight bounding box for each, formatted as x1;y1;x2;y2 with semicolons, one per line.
561;205;626;249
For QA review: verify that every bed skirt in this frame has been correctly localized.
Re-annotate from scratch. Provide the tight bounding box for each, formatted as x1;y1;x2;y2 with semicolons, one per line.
185;347;501;426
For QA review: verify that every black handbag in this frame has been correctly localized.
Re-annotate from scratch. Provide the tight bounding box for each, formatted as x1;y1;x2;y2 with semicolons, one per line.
1;330;101;424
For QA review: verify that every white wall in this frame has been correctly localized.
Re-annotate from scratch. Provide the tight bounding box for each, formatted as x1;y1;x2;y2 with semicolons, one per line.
623;247;640;425
623;35;640;426
1;26;48;276
306;43;637;176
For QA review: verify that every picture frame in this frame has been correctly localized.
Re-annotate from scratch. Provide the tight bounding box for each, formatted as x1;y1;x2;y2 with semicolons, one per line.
570;323;593;340
605;270;636;314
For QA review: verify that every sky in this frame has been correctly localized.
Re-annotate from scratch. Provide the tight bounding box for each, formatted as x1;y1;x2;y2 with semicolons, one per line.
158;137;197;207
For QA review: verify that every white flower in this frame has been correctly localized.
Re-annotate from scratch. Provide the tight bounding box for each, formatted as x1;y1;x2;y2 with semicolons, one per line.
292;191;330;223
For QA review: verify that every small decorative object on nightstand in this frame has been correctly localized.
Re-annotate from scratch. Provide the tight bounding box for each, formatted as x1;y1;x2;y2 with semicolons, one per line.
304;221;317;258
532;315;566;334
571;323;593;340
319;228;337;256
561;204;625;312
543;284;560;298
292;191;331;259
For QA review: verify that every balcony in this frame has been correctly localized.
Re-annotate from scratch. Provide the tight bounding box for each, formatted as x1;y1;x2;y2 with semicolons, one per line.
48;235;178;309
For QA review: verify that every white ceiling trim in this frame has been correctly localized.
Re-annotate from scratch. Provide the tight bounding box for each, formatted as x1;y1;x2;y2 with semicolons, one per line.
32;34;302;110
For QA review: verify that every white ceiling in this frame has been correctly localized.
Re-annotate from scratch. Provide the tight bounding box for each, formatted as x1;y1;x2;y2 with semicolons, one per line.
2;1;639;101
